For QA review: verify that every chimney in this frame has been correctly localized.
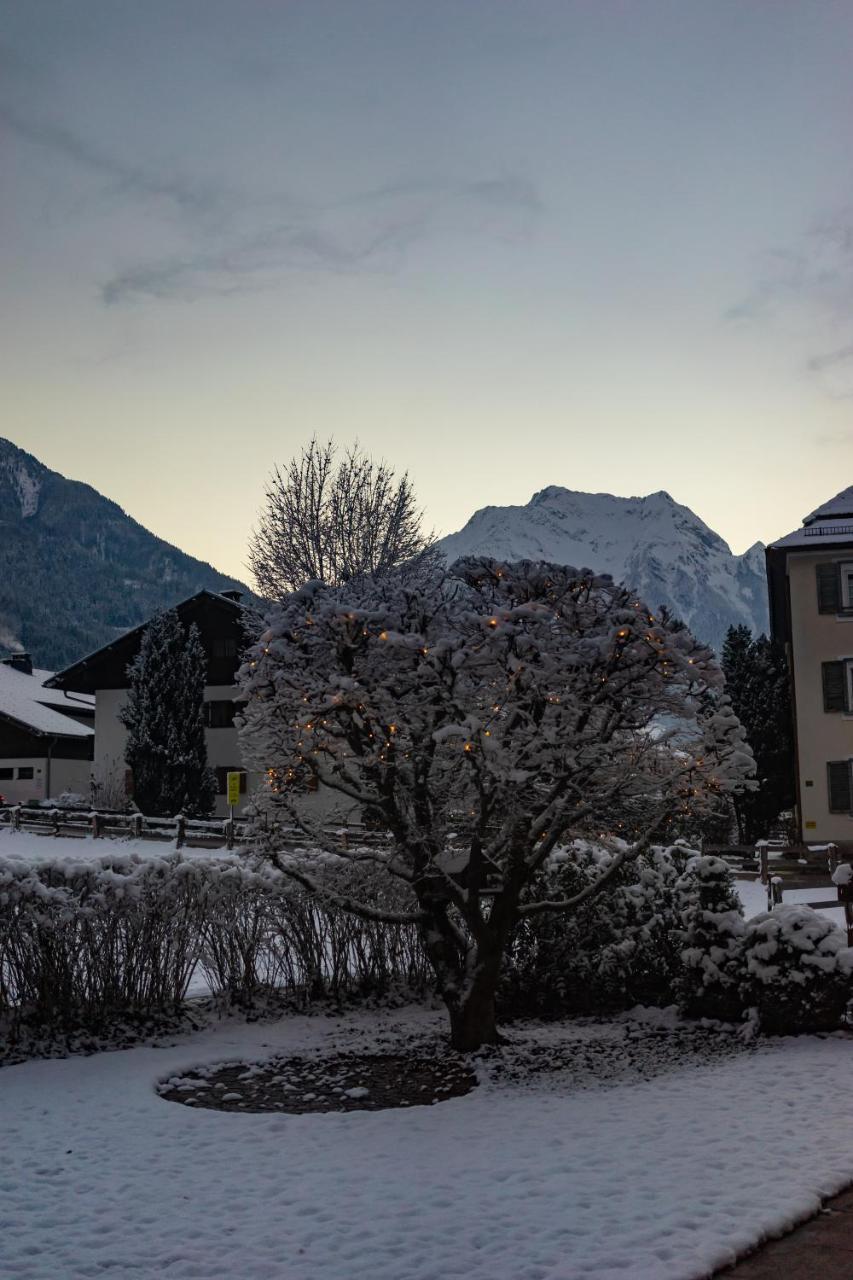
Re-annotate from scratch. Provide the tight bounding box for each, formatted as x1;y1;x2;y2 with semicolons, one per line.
3;652;33;676
221;589;243;602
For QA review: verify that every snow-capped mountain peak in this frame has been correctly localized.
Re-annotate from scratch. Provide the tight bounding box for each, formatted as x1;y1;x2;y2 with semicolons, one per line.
439;486;768;652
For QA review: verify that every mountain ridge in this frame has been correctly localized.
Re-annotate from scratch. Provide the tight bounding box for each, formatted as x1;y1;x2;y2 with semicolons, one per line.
439;486;769;652
0;438;254;669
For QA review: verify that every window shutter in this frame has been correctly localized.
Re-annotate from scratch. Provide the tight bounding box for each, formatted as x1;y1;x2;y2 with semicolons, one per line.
822;661;847;712
817;563;841;613
828;761;852;812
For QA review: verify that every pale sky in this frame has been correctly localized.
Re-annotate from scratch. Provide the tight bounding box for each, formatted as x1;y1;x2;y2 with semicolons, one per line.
3;1;853;581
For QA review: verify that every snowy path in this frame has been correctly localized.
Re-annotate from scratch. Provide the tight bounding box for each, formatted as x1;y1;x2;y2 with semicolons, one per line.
3;1009;853;1280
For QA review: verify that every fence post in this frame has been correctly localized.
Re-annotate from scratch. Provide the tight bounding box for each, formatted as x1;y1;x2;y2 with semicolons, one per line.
91;811;101;839
12;805;20;831
770;876;783;908
224;817;234;851
131;812;143;839
755;840;769;886
175;813;185;850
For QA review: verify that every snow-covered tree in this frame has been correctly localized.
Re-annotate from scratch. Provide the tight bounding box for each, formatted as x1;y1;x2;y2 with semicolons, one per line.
120;610;216;818
722;626;795;843
248;437;435;601
239;557;755;1049
675;854;746;1021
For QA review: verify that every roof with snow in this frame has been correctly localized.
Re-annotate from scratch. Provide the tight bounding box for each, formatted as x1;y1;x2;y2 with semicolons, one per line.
0;663;94;738
769;486;853;550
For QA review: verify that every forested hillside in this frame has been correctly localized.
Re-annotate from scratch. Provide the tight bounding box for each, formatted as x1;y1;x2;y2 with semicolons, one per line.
0;439;255;669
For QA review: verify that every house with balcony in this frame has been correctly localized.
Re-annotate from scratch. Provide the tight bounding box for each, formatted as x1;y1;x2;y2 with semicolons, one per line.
767;487;853;846
45;589;253;816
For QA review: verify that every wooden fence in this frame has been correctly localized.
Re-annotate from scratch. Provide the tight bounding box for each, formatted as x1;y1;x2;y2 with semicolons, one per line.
0;804;393;853
0;804;253;850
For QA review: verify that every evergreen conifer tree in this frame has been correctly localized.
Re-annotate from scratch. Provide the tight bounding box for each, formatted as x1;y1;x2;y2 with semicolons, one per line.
120;610;216;817
722;625;795;843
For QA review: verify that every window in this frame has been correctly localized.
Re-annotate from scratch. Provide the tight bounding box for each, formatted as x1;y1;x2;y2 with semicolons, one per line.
828;761;853;813
17;767;34;780
214;767;246;795
204;700;236;729
822;660;853;712
212;637;238;659
843;564;853;610
0;767;12;780
817;562;853;614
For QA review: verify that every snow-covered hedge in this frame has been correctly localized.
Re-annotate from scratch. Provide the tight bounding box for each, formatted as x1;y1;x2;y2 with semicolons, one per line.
675;855;747;1022
0;851;429;1038
742;905;853;1034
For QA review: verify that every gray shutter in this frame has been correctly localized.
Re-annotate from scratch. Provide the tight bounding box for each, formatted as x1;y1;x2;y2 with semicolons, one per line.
817;563;841;613
822;661;847;712
828;761;852;812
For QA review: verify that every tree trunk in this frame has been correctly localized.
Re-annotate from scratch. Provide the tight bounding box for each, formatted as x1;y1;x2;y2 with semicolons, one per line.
417;898;509;1052
447;981;501;1051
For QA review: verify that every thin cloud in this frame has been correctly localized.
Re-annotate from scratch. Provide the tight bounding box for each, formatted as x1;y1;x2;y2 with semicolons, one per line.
728;213;853;397
101;176;541;305
0;103;228;218
4;99;541;305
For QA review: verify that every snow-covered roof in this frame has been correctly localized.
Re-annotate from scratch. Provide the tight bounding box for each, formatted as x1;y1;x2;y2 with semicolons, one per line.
805;486;853;524
0;663;94;738
770;486;853;550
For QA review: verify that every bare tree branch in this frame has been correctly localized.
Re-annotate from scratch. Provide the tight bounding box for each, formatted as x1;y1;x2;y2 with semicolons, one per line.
248;436;436;600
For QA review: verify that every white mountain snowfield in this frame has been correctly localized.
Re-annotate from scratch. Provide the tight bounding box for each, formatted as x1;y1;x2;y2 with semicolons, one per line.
440;488;768;653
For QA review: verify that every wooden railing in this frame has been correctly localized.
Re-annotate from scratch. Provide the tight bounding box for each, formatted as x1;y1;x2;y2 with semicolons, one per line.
0;805;255;850
0;805;393;853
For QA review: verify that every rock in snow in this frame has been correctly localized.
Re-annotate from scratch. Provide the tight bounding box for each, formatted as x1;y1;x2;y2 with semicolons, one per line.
440;486;768;653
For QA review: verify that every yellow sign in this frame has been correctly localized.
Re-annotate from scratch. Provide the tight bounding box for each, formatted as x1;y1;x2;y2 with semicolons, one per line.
226;771;242;807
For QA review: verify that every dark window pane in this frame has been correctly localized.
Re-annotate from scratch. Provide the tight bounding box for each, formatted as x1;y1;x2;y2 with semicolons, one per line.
212;637;238;659
823;661;847;712
828;761;852;812
204;700;236;728
817;564;841;614
0;767;12;780
17;767;34;780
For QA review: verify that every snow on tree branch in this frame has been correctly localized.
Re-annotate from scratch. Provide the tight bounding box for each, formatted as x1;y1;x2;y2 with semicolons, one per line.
239;554;755;1049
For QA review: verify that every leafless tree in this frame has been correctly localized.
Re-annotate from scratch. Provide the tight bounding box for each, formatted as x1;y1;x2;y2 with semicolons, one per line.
248;438;434;600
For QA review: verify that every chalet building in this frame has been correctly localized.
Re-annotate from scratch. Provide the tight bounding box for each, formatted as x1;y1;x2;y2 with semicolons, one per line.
0;653;95;803
46;590;254;816
767;487;853;846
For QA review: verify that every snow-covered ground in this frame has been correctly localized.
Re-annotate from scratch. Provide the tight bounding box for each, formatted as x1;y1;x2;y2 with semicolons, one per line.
0;826;219;863
735;876;845;928
3;1006;853;1280
5;829;853;1276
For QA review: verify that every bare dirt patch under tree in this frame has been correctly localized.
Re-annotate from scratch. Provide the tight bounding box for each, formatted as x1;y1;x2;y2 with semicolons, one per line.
158;1050;477;1114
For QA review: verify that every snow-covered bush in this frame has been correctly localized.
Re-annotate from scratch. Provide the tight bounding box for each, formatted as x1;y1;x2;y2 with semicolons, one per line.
742;906;853;1034
675;855;746;1022
42;792;88;810
0;851;429;1039
502;842;692;1016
